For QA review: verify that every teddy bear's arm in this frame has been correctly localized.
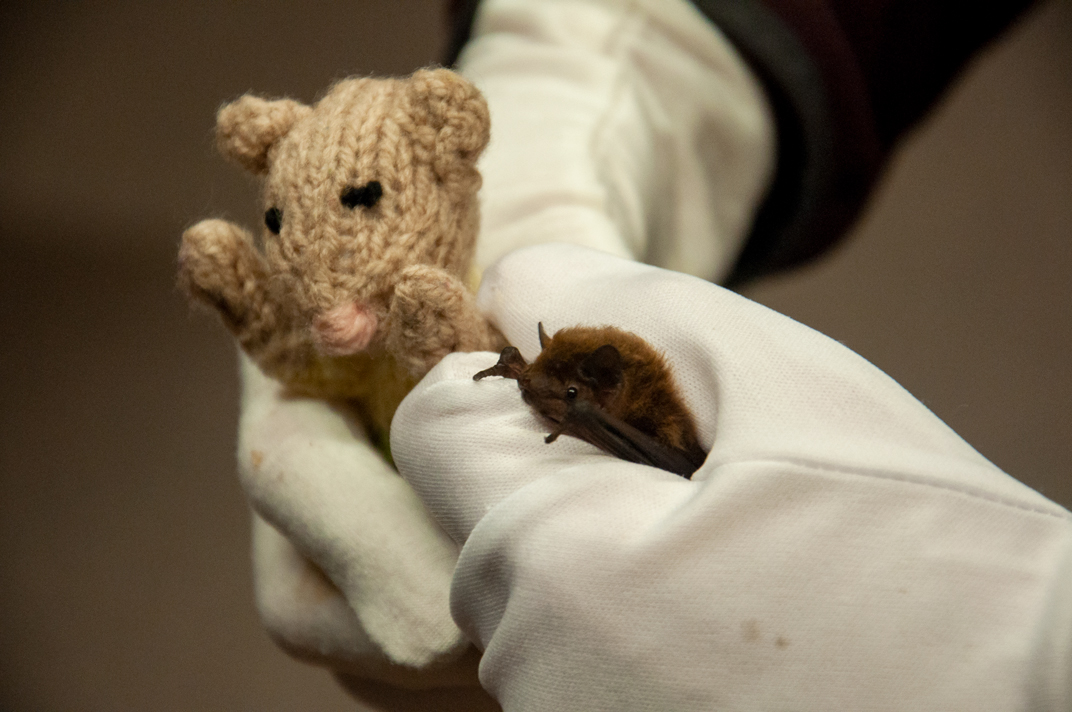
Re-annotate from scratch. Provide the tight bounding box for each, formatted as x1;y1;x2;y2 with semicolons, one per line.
180;219;415;420
178;219;280;350
386;264;506;379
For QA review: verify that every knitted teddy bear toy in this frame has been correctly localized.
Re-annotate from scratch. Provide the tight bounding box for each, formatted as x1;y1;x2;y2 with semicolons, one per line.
178;68;503;445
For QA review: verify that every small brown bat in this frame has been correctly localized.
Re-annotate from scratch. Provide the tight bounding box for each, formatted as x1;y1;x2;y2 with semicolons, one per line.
474;323;706;478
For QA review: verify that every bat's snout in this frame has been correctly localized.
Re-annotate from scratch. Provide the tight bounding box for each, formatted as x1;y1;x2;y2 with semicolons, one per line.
312;301;377;355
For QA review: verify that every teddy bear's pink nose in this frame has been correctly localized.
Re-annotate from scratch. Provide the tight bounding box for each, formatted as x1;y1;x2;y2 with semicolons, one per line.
312;302;378;356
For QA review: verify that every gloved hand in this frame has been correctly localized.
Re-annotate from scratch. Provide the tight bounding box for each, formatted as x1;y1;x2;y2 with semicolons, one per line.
234;0;774;700
392;243;1072;711
236;358;476;679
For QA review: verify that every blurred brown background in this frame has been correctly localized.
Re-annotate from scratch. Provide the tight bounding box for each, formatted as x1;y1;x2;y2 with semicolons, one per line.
0;1;1068;709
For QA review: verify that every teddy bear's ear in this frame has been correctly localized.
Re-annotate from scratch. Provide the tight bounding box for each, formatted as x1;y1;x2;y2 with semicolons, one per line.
407;68;491;179
215;95;312;175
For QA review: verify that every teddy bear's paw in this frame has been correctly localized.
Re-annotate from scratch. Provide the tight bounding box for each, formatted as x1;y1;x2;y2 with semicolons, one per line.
386;265;475;375
178;219;267;332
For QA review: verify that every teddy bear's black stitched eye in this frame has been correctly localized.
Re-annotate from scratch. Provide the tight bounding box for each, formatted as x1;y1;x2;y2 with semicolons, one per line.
341;181;383;209
565;386;578;400
264;207;282;235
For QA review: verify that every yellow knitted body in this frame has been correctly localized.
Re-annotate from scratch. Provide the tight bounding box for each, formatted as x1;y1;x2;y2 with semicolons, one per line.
178;69;503;441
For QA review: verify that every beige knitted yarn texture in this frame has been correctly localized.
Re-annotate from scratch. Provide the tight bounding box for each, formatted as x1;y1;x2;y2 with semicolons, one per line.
178;68;503;441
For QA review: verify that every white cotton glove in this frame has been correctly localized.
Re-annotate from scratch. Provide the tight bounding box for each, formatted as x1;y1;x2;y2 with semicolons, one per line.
236;357;485;688
391;243;1072;712
235;0;774;695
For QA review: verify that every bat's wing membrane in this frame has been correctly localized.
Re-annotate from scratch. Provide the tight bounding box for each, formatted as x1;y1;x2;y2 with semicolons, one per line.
560;400;702;479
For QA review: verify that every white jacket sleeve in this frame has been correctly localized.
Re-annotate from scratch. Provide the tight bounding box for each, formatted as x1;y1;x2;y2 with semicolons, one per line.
392;244;1072;711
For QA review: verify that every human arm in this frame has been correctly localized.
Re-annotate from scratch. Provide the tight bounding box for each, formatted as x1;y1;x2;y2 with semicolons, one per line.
450;0;1039;284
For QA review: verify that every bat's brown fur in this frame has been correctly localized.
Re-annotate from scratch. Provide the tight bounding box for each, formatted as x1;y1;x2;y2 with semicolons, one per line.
475;325;706;474
524;326;703;459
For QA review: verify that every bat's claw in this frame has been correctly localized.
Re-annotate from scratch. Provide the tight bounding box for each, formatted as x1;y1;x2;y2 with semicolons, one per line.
543;411;575;444
544;425;564;444
473;346;527;381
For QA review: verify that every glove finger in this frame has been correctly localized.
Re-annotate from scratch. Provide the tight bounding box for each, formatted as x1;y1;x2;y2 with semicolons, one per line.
238;356;467;667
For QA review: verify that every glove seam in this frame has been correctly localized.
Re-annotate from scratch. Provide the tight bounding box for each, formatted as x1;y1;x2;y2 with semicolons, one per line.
590;1;650;257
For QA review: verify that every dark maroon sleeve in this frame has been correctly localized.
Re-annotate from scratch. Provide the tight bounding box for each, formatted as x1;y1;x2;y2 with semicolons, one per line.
444;0;1035;284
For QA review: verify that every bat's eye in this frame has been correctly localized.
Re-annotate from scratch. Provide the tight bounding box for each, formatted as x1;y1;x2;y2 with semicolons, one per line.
264;207;282;235
341;181;383;209
565;386;578;400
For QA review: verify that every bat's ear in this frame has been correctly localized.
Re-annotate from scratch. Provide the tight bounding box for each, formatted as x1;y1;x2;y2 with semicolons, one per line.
538;322;550;350
579;345;623;391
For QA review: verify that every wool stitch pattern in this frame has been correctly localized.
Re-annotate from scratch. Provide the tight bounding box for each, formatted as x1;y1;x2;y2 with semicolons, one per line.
179;68;503;441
